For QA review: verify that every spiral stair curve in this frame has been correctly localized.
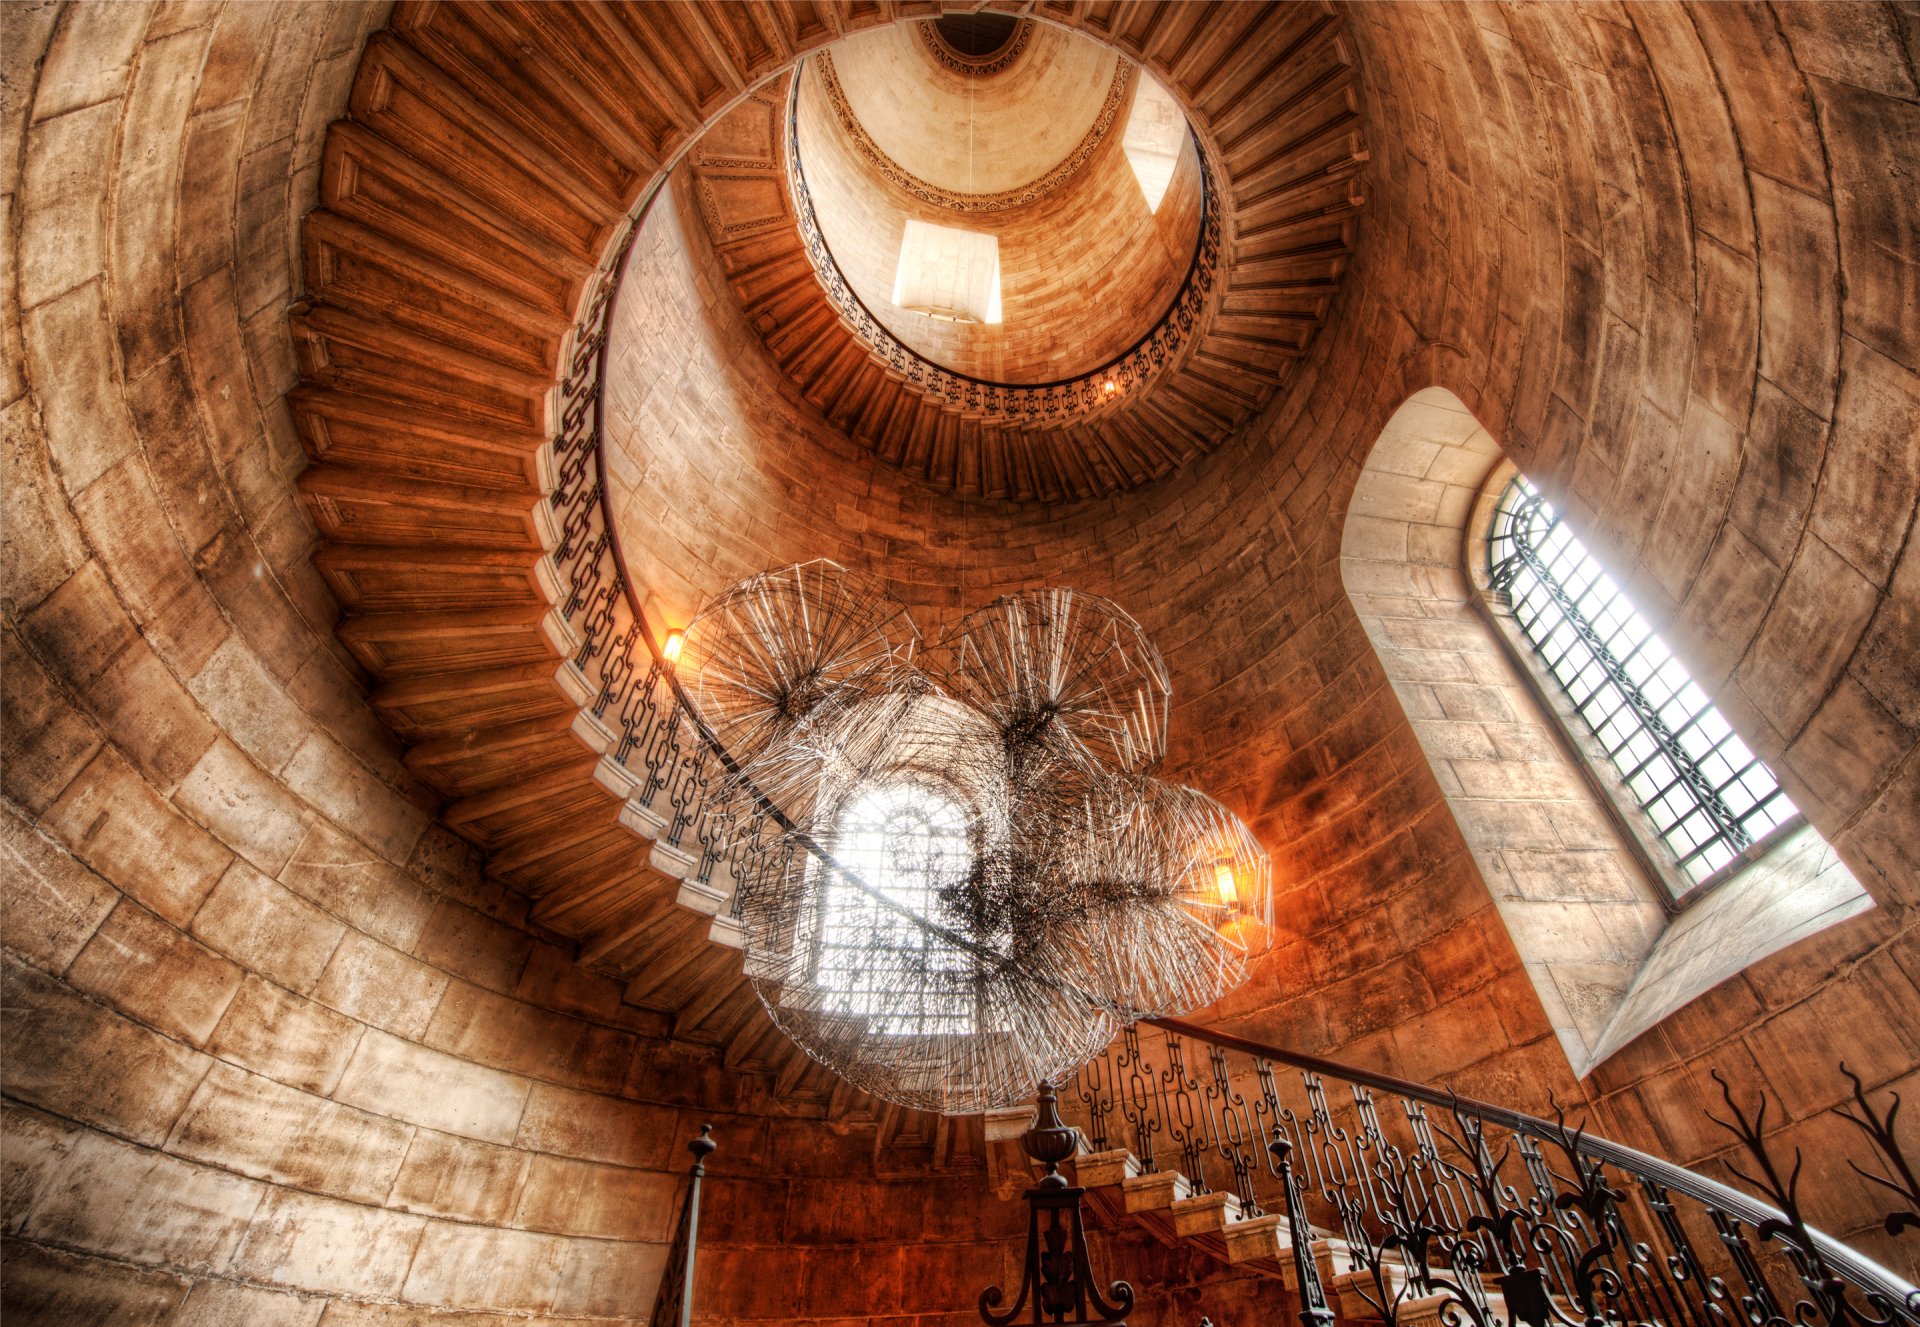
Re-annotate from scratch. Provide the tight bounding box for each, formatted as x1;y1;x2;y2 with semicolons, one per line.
292;0;1370;1115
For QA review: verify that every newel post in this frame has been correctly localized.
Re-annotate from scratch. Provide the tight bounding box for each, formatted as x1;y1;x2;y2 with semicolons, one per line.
979;1082;1136;1326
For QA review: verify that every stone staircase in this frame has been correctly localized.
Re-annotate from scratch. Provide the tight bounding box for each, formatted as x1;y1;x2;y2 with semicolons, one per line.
982;1105;1514;1327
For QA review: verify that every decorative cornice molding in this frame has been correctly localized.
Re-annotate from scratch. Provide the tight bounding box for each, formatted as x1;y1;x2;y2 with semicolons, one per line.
916;17;1034;77
812;49;1133;215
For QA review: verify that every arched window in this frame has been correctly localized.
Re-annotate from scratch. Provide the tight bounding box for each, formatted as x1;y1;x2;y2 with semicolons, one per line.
1485;476;1800;901
813;782;975;1035
1341;389;1871;1075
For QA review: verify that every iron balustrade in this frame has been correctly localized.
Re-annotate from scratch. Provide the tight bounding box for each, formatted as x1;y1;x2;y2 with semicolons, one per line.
1061;1018;1919;1327
548;199;793;902
547;142;1918;1327
652;1125;718;1327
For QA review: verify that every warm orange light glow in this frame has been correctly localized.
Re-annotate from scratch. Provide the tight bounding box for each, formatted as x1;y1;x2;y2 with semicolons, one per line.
1214;863;1238;906
662;630;684;662
1215;914;1259;947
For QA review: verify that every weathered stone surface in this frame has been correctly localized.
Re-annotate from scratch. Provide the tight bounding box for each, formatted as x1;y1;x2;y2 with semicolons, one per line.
1737;534;1881;741
333;1028;531;1145
0;799;117;972
191;859;346;995
66;899;243;1046
206;975;361;1097
312;930;447;1039
0;1240;185;1327
230;1187;424;1297
166;1279;327;1327
1;1105;82;1235
26;1129;264;1273
41;747;232;926
168;1062;412;1204
1;957;209;1145
1811;338;1920;587
387;1129;530;1226
278;732;427;866
5;0;1920;1315
173;737;310;875
2;395;88;609
514;1082;680;1171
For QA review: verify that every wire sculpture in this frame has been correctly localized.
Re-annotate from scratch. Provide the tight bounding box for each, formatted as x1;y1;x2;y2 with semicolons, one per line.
676;560;1273;1113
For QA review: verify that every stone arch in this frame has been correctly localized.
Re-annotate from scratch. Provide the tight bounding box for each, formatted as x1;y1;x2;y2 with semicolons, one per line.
1341;388;1873;1076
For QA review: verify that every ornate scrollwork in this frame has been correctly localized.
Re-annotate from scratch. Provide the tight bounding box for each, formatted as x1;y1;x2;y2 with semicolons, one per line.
918;18;1035;78
980;1083;1136;1327
1059;1026;1919;1327
814;48;1132;214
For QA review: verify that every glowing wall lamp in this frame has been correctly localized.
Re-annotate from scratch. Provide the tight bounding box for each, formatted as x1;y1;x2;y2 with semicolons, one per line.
1213;862;1239;907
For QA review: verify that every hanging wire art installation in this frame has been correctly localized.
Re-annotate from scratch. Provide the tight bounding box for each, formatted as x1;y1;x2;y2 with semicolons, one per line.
674;561;1273;1114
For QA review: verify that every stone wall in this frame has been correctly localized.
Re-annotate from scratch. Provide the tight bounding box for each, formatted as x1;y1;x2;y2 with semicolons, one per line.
601;0;1920;1269
6;0;1919;1318
0;5;1035;1323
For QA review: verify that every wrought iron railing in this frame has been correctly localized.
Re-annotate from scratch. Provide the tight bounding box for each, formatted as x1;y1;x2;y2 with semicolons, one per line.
651;1125;718;1327
546;194;792;912
1061;1019;1920;1327
548;134;1917;1327
783;55;1224;429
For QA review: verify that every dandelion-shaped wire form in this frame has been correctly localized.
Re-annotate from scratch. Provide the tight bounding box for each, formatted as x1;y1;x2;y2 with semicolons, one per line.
674;559;918;818
736;689;1117;1113
1036;778;1272;1018
672;564;1270;1113
928;588;1172;779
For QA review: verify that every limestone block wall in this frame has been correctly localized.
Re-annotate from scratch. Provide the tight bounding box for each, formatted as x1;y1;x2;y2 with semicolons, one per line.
599;1;1920;1268
5;0;1918;1316
0;5;1037;1323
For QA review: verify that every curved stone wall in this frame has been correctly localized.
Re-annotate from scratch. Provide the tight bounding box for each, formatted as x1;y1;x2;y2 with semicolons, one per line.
601;0;1920;1270
6;1;1918;1317
0;5;1036;1322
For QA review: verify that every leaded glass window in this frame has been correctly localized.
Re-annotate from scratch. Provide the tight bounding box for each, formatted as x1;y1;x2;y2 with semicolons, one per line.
812;783;975;1035
1487;475;1800;897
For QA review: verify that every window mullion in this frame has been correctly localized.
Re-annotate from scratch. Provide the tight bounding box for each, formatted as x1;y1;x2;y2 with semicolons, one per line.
1501;484;1759;867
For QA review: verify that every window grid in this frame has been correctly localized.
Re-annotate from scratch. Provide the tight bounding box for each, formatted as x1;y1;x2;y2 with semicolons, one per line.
811;783;977;1036
1487;476;1798;894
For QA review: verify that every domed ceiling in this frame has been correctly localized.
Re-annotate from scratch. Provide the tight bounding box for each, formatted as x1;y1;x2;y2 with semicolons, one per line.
653;12;1368;501
794;20;1202;385
830;17;1118;197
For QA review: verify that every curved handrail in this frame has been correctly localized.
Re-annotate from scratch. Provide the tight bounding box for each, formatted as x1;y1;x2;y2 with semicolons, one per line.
1147;1015;1920;1315
782;54;1224;425
549;78;1913;1325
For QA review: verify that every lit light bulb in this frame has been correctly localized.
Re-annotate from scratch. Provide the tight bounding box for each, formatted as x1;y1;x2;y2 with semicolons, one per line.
663;630;684;663
1103;379;1118;395
1214;863;1238;906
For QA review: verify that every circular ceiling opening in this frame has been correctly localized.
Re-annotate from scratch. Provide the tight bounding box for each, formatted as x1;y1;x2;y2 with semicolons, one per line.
930;12;1024;62
793;21;1205;385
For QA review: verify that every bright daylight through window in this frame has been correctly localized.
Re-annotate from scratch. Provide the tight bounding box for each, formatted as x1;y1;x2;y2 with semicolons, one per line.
891;219;1002;323
1487;475;1801;897
1121;71;1184;213
812;783;976;1035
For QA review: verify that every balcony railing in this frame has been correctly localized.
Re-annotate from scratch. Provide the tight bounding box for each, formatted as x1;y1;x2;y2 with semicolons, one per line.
548;158;1918;1327
1062;1018;1920;1327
